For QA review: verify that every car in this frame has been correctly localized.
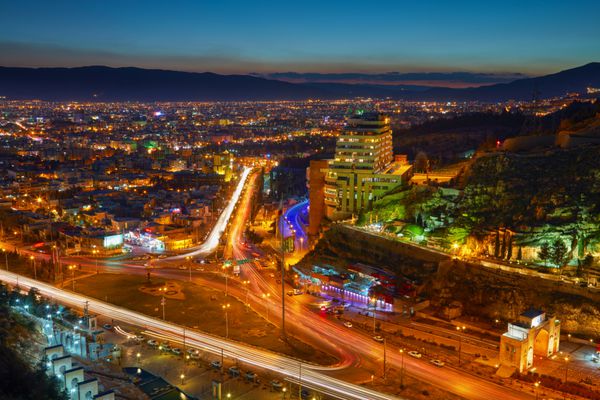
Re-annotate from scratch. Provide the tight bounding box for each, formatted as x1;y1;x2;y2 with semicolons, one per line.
228;366;240;377
102;324;113;330
147;339;158;347
210;360;222;369
408;351;422;359
293;289;303;295
195;267;205;271
171;347;182;355
159;342;171;352
343;321;353;328
245;371;257;381
373;335;385;343
271;380;283;391
287;290;294;296
190;352;201;360
158;254;167;259
135;335;145;342
269;273;275;278
178;265;187;270
430;359;445;367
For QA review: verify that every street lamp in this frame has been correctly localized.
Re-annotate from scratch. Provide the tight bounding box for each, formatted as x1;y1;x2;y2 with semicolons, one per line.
262;293;270;322
370;297;377;333
180;373;185;385
68;264;76;291
186;256;192;282
136;352;141;366
399;348;405;388
534;381;540;400
30;255;36;280
222;303;230;338
456;325;466;366
564;356;569;385
92;248;99;274
242;280;250;308
282;387;287;399
159;286;167;320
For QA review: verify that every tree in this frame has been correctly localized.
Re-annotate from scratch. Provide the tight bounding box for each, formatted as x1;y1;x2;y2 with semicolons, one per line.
577;254;594;277
414;152;429;173
538;242;550;266
550;239;568;268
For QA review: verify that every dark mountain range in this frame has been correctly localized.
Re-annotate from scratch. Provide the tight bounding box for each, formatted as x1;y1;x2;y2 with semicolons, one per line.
0;63;598;102
0;66;328;101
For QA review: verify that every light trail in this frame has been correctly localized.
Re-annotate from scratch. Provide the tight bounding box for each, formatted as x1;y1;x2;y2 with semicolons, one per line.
165;166;251;260
0;270;402;400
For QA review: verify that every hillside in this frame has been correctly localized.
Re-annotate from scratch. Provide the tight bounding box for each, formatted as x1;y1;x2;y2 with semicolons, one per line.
0;63;598;101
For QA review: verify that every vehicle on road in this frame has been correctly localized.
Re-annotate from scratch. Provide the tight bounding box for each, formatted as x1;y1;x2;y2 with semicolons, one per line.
343;321;353;328
102;324;113;330
210;360;222;369
373;335;384;343
430;359;445;367
177;265;187;270
293;289;303;295
287;290;294;296
135;334;145;342
171;347;182;355
147;339;158;347
159;342;171;351
271;380;283;391
228;366;240;377
245;371;257;381
408;351;422;359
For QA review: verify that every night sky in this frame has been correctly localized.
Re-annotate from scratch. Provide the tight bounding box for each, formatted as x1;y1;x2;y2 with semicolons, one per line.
1;1;599;75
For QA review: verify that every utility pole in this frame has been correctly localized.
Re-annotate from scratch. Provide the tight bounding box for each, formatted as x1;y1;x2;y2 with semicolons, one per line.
279;198;286;338
383;338;387;379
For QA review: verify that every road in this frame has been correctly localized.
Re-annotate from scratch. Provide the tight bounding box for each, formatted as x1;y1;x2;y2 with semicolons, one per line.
219;175;533;400
165;166;251;260
281;199;309;253
1;170;535;400
0;270;401;400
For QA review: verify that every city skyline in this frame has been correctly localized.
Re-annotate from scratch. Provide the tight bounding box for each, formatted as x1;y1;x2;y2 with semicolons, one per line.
2;1;600;79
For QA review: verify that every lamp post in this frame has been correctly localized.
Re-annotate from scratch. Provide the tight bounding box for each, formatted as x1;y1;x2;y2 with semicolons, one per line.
186;256;192;282
30;255;36;280
68;264;76;291
262;293;270;322
399;348;405;388
1;248;7;271
282;387;287;399
534;381;540;400
456;325;466;366
180;373;185;385
370;297;377;333
159;287;167;320
242;280;250;309
92;248;99;274
136;352;141;366
222;264;229;296
222;303;230;338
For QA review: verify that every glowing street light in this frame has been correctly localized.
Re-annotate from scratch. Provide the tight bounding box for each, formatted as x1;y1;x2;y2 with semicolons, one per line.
456;325;466;366
222;303;231;338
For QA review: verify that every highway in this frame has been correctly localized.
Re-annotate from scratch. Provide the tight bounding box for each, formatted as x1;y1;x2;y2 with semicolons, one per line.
165;166;251;260
222;173;533;400
0;270;402;400
1;169;535;400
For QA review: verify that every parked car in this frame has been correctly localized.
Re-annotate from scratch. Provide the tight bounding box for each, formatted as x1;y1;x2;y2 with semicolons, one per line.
147;339;158;347
430;359;445;367
102;324;113;330
135;335;145;342
408;351;422;359
373;335;384;343
343;321;353;328
210;360;222;369
228;366;240;377
271;380;283;391
245;371;257;381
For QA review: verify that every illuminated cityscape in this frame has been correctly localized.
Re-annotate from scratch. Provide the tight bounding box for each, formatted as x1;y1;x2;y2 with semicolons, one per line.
1;2;600;400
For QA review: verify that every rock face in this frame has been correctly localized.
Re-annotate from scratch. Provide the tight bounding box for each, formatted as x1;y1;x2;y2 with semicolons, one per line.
299;224;443;280
303;225;600;339
426;260;600;339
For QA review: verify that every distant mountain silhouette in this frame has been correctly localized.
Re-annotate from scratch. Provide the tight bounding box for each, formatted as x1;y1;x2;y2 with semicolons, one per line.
0;63;598;102
0;66;330;101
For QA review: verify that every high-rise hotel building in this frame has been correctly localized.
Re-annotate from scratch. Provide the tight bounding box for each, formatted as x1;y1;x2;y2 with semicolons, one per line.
321;113;412;221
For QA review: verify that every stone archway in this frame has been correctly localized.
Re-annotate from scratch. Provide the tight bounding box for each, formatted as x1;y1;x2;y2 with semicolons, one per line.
534;328;549;356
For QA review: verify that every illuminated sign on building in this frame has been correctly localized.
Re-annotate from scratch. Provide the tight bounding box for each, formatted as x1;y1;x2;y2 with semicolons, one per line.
103;234;124;248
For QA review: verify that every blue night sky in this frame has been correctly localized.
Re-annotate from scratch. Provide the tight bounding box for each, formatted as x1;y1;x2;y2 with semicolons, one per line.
1;1;599;75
